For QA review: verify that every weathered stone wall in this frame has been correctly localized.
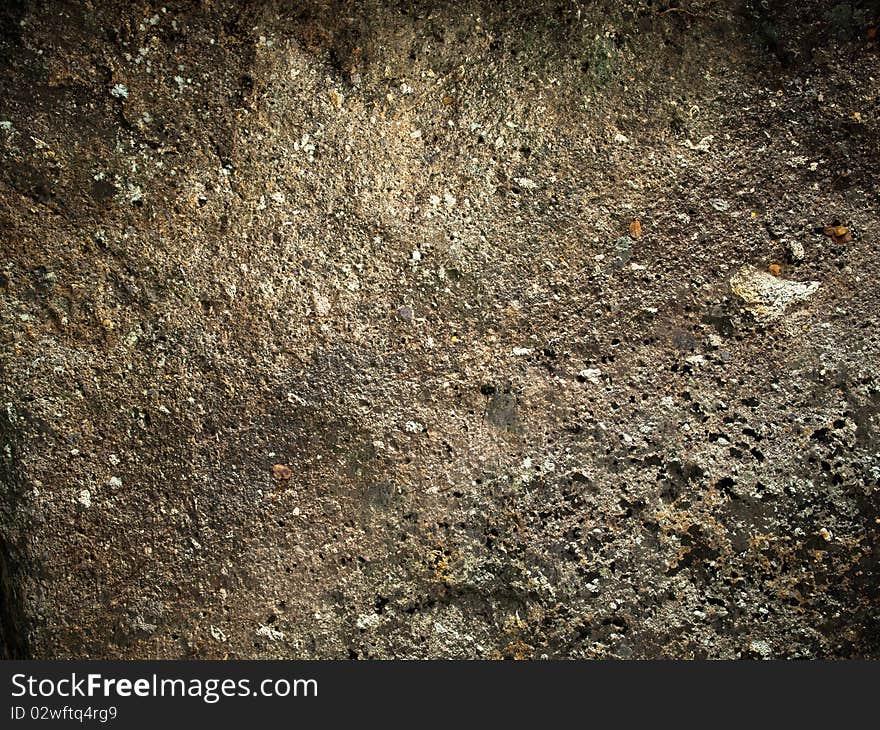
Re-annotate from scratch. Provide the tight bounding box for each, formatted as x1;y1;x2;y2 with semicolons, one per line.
1;0;878;658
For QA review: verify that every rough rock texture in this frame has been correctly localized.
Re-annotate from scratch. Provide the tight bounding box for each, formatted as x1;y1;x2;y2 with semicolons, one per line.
729;264;820;320
1;0;879;659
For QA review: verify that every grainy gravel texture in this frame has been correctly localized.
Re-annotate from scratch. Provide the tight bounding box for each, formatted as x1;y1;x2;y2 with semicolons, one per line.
1;0;879;659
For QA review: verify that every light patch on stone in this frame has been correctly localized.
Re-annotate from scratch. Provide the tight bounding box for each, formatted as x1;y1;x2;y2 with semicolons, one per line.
312;290;331;317
256;624;285;641
579;367;602;384
730;265;819;320
355;613;381;630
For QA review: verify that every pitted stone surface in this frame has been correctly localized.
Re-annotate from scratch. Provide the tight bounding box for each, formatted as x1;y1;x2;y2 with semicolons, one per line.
0;1;878;659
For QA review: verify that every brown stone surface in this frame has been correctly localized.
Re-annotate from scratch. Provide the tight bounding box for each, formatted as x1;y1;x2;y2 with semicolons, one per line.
0;1;878;658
